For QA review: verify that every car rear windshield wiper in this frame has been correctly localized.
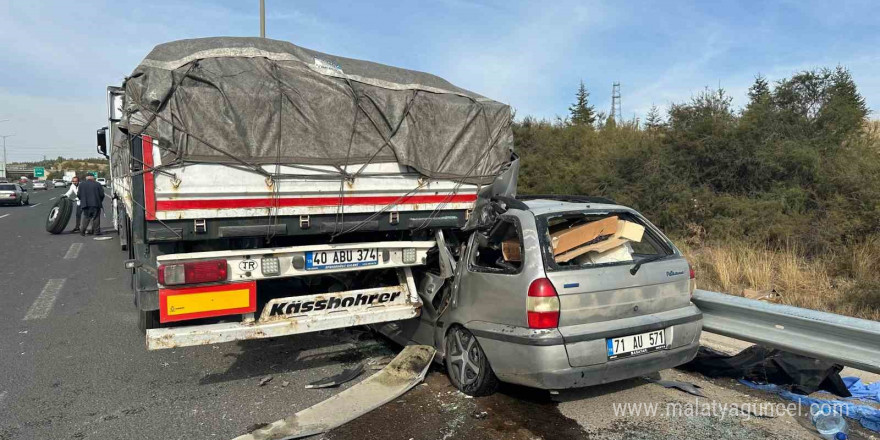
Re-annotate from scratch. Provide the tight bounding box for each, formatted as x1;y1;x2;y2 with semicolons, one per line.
630;254;670;275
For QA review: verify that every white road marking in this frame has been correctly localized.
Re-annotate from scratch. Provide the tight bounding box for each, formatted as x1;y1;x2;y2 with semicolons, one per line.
24;279;66;321
63;243;83;260
29;203;41;208
0;214;9;219
50;197;56;200
0;390;6;407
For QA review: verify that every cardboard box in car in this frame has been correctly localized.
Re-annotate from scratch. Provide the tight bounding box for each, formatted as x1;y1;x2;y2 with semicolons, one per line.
550;216;619;255
556;220;645;263
501;239;522;262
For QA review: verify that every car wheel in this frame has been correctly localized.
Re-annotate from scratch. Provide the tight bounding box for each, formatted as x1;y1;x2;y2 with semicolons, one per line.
445;326;499;396
137;309;160;333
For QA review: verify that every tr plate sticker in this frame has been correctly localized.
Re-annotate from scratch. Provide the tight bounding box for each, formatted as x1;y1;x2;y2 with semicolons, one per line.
239;260;257;271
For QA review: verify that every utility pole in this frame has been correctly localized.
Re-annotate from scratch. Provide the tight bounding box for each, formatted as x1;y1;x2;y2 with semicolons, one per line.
0;134;14;180
0;120;8;179
260;0;266;38
611;82;622;123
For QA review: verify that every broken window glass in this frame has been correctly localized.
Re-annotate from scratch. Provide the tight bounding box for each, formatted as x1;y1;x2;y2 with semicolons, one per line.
470;217;523;274
540;212;672;270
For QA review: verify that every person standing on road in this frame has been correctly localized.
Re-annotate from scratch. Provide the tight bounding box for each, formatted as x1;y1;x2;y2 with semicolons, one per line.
77;175;105;236
63;176;82;232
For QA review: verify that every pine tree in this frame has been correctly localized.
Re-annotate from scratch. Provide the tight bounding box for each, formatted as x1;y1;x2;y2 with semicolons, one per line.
747;74;771;104
569;80;596;126
644;104;664;131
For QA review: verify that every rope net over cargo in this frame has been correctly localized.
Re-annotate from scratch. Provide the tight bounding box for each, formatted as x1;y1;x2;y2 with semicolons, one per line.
112;37;515;238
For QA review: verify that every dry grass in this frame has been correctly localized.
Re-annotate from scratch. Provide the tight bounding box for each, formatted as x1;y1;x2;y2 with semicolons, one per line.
679;238;880;321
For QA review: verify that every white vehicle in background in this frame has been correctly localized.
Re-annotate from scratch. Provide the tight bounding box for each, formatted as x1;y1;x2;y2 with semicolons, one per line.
97;177;107;186
32;180;48;190
53;179;67;188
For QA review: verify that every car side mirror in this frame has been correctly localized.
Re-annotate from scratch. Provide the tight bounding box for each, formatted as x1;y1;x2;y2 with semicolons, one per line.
96;127;108;158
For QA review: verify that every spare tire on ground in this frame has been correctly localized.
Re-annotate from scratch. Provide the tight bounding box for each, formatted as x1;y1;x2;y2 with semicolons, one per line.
46;197;73;234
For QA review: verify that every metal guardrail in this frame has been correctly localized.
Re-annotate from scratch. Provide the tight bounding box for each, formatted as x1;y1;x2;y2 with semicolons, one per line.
692;289;880;374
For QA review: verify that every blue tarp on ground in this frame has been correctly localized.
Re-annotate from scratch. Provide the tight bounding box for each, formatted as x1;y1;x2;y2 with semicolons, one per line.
740;380;880;432
840;377;880;404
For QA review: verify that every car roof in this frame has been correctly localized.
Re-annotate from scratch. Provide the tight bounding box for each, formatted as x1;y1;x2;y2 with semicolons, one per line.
521;198;635;216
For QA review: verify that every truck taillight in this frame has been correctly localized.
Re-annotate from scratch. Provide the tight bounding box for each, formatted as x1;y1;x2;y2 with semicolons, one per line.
158;259;228;286
527;278;559;329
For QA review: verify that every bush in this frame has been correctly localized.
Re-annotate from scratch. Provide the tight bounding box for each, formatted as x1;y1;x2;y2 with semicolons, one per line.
515;67;879;255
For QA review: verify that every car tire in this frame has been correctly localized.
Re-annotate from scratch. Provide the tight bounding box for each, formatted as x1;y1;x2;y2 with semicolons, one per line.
445;326;499;396
46;197;72;234
137;309;160;333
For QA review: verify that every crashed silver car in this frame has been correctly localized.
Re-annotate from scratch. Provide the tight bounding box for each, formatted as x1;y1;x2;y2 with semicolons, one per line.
376;196;702;396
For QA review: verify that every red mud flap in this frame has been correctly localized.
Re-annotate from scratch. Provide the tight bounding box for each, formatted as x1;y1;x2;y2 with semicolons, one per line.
232;345;435;440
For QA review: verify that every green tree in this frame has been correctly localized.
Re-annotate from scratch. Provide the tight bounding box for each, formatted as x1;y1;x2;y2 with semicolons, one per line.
644;104;664;132
568;80;596;126
747;74;771;104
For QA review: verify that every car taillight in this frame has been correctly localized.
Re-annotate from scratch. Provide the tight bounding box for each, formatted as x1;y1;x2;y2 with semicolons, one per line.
688;263;696;297
158;259;228;286
527;278;559;329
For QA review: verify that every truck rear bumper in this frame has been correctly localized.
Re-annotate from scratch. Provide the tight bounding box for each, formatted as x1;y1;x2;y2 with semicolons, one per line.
146;266;422;350
147;301;420;350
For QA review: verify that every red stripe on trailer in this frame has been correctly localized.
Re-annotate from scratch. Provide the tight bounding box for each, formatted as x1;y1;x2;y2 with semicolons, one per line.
142;135;157;220
155;194;478;211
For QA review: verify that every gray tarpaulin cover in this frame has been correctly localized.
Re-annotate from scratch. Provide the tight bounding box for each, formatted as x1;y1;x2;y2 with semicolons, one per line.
120;37;513;184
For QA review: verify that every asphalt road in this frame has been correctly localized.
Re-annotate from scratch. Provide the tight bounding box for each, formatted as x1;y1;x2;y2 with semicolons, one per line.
0;188;873;439
0;187;397;440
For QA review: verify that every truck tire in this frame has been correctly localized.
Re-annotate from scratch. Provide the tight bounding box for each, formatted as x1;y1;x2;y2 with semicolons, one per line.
137;309;160;333
46;197;72;234
445;326;499;396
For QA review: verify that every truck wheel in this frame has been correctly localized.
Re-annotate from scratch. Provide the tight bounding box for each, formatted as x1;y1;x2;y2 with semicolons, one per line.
445;326;499;396
46;198;72;234
137;309;160;333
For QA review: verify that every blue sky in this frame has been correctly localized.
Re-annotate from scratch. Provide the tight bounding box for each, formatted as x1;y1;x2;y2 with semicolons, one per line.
1;0;878;161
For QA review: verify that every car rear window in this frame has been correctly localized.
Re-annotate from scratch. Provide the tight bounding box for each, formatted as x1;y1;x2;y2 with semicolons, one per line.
0;184;15;190
536;211;674;272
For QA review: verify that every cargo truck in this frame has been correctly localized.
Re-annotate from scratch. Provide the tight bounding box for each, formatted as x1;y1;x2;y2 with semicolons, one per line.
96;37;517;350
